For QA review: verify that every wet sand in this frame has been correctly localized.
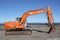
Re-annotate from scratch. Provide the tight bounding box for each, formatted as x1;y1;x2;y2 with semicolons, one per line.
0;25;60;40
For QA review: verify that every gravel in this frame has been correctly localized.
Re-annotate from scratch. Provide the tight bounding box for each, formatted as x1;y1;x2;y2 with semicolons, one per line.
0;25;60;40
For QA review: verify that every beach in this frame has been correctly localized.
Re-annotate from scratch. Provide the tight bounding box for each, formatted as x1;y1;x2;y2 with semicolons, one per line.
0;24;60;40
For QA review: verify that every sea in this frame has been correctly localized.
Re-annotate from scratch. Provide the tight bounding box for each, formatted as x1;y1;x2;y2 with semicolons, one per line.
0;23;60;27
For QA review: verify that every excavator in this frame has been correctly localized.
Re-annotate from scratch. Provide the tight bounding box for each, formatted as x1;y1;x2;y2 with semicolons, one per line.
4;6;55;35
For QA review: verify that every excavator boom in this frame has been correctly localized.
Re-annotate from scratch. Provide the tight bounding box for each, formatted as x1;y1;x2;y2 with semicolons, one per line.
20;6;53;26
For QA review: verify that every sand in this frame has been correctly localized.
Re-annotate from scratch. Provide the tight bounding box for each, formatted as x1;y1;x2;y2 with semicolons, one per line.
0;25;60;40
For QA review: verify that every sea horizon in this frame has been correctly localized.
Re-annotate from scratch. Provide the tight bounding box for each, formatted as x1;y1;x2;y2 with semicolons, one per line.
0;23;60;27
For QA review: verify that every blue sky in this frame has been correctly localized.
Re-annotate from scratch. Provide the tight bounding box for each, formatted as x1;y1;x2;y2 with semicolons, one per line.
0;0;60;23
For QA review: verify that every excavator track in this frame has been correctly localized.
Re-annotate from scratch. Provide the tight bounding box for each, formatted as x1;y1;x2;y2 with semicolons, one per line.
5;29;32;35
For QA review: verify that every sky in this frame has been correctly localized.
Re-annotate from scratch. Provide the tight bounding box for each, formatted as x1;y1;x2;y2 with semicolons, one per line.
0;0;60;23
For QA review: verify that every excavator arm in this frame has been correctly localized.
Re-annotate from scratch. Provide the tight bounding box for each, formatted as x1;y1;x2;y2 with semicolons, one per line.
20;6;53;27
19;6;55;33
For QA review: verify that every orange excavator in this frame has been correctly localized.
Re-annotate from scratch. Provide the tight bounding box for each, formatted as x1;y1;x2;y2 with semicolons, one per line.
4;6;55;35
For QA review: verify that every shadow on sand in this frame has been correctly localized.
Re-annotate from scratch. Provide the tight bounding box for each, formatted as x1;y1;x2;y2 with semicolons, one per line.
31;29;48;33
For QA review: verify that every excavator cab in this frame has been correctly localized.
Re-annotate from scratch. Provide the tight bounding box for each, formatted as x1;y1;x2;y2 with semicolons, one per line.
16;17;22;22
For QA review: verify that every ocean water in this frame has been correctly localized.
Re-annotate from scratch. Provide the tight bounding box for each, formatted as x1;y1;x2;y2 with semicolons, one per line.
0;24;4;26
0;23;60;27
